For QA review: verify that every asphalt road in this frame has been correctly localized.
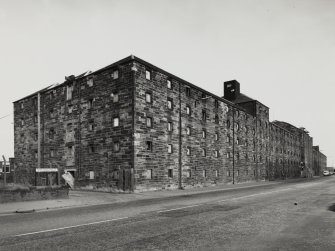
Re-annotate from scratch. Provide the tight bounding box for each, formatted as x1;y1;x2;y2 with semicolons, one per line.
1;177;335;250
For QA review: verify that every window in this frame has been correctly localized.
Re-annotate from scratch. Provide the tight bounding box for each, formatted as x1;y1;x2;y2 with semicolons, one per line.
146;117;152;128
49;90;56;99
67;123;73;132
67;146;74;156
186;126;191;135
21;118;24;126
18;134;25;144
186;147;191;156
111;92;119;103
34;150;38;159
112;69;119;80
168;169;173;178
143;169;152;179
202;129;206;139
224;105;229;113
227;119;230;129
202;148;206;157
167;121;173;132
215;114;219;124
113;117;119;127
215;150;219;158
146;141;152;151
214;100;219;109
49;108;55;118
20;102;24;109
88;145;95;153
167;98;173;110
215;170;218;177
87;78;94;87
226;135;230;143
186;105;191;115
88;98;94;109
68;104;73;114
236;138;240;145
167;80;172;89
236;170;239;176
168;144;173;153
203;170;207;177
145;92;152;103
50;149;54;157
34;132;38;141
215;132;219;141
145;69;151;80
227;170;231;177
66;84;73;100
185;87;191;97
113;141;120;152
88;121;95;131
202;110;207;121
49;128;55;139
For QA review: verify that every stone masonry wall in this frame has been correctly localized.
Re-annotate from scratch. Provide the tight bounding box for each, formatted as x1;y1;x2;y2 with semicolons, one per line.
14;55;326;192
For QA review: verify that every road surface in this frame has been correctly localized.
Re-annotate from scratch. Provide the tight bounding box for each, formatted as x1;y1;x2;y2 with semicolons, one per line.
0;177;335;250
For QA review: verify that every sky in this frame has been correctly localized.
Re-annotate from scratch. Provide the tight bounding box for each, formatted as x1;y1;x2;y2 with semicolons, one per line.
0;0;334;166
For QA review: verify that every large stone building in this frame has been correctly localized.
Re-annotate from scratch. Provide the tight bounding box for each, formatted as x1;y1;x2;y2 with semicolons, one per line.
13;55;327;191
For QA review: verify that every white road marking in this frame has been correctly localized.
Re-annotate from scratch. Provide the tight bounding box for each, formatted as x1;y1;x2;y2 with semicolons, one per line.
158;188;293;213
14;217;129;237
13;187;294;237
158;204;202;213
217;188;292;202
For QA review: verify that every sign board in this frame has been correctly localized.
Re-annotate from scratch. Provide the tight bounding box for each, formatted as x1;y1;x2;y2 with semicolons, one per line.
36;168;58;173
62;172;74;188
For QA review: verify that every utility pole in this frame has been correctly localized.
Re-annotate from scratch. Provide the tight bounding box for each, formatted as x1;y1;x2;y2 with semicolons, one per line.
2;155;6;186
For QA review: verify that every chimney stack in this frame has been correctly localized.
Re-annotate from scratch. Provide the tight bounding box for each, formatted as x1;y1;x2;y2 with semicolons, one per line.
224;80;240;101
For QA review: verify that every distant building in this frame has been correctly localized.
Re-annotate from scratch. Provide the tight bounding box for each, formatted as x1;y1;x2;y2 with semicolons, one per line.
312;146;327;175
0;158;15;183
13;56;327;191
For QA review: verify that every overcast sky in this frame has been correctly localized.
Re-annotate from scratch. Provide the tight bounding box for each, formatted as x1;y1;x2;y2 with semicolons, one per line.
0;0;334;166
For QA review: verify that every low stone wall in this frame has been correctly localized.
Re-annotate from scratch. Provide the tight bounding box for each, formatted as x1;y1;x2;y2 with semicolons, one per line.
0;186;69;203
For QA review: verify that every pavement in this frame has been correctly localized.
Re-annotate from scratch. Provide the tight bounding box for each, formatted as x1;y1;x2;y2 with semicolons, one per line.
0;177;321;215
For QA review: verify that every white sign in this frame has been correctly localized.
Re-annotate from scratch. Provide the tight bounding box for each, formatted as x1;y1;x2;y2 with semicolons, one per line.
62;172;74;189
36;168;58;173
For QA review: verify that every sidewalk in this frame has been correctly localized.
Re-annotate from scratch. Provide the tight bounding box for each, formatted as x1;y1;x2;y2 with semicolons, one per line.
0;177;320;215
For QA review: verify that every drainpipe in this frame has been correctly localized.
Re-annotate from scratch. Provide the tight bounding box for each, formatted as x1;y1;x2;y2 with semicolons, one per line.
254;113;259;181
232;108;235;184
37;92;41;170
78;79;81;179
178;81;182;189
36;92;41;186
